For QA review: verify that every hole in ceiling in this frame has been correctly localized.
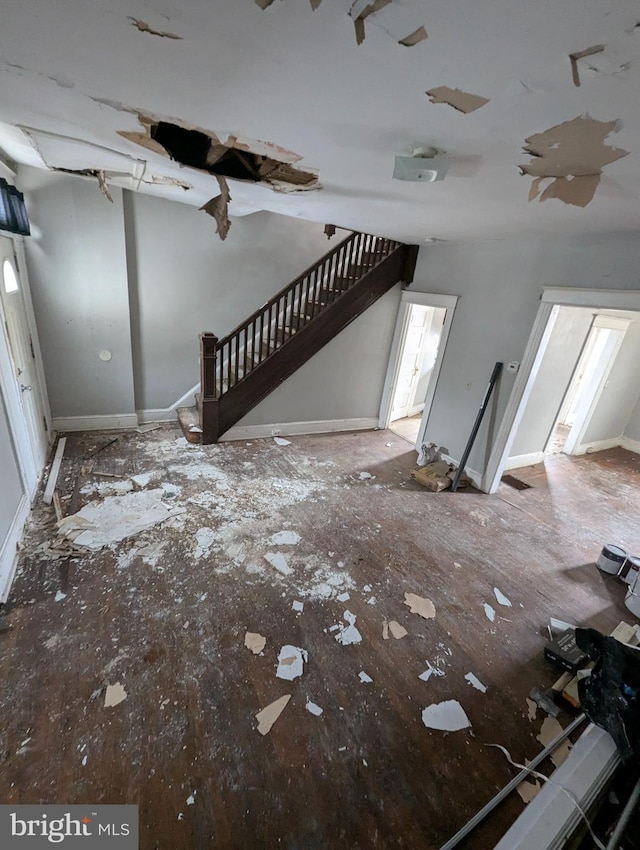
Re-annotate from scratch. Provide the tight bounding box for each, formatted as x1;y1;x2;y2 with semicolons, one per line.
146;120;318;188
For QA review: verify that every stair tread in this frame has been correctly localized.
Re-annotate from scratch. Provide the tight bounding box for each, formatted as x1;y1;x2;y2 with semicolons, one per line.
177;406;203;444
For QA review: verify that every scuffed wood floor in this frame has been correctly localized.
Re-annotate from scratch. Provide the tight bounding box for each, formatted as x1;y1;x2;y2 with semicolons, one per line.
1;429;639;850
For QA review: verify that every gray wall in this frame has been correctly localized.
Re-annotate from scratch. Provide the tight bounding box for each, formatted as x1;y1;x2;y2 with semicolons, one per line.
124;193;332;411
0;387;23;543
626;396;640;444
509;307;592;458
20;168;136;418
412;234;640;475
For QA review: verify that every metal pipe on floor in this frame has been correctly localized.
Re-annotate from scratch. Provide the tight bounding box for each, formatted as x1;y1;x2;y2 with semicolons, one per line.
438;713;587;850
605;775;640;850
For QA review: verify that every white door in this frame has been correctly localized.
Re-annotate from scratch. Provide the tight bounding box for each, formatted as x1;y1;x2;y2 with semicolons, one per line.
390;305;430;422
0;236;49;471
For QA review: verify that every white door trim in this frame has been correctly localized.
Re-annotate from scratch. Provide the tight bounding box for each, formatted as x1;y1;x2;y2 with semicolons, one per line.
378;292;458;433
483;287;640;494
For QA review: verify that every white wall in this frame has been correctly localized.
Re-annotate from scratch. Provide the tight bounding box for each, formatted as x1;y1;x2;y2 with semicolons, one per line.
0;386;23;543
625;397;640;445
509;307;592;458
20;167;136;419
413;307;446;410
411;233;640;476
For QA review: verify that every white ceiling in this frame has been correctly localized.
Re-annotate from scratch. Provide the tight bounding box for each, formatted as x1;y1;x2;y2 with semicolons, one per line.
1;0;639;243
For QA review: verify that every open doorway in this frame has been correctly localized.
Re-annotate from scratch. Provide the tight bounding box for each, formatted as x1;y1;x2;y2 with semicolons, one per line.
485;288;640;493
379;292;457;447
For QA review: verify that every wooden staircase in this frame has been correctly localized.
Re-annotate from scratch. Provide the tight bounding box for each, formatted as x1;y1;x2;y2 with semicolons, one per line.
178;231;418;444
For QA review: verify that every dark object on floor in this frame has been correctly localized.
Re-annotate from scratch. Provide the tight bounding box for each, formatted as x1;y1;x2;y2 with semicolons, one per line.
82;437;118;460
545;629;589;675
501;474;532;490
576;628;640;761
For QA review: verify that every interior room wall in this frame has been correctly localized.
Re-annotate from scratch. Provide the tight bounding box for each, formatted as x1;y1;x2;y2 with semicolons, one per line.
0;387;23;543
19;167;136;420
508;306;592;460
413;307;446;411
410;233;640;477
625;397;640;446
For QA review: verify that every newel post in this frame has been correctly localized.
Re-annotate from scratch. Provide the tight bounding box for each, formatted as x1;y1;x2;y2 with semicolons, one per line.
200;332;219;444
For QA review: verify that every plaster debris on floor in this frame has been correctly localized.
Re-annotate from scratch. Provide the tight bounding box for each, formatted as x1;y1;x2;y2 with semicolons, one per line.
273;436;292;446
292;600;304;613
493;587;512;607
264;551;292;575
483;603;496;622
526;697;538;722
387;620;408;639
335;610;362;645
104;683;128;708
276;645;308;680
421;700;471;732
464;672;487;693
403;592;436;619
244;631;267;655
305;700;323;716
359;671;373;683
256;694;291;735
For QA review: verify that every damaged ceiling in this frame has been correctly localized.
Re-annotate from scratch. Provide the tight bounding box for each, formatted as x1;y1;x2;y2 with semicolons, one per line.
1;0;640;242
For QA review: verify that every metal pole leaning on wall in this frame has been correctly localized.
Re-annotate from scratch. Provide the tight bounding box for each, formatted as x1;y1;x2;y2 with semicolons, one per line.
450;361;503;492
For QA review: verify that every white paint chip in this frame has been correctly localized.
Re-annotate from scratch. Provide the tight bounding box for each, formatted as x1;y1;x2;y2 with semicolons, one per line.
54;590;67;602
404;592;436;620
421;700;471;732
273;436;291;446
264;551;292;575
483;603;496;622
292;600;304;613
256;694;291;735
186;792;196;806
276;645;307;680
244;632;266;655
359;671;373;683
335;610;362;645
358;471;375;480
270;530;301;545
305;701;323;716
493;587;512;607
464;672;487;693
82;755;88;767
526;697;538;722
104;682;128;708
336;592;350;602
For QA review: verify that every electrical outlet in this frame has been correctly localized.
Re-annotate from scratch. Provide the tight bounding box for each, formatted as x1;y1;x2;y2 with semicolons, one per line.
506;361;520;374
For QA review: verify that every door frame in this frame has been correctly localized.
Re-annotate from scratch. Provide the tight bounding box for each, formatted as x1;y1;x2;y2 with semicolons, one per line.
483;287;640;494
0;231;51;496
378;292;458;441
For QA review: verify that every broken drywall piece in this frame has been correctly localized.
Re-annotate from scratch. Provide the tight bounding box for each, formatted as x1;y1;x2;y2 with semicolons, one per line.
274;436;292;446
245;632;266;655
264;551;292;576
483;603;496;623
358;471;374;480
421;700;471;731
276;645;308;680
129;18;183;40
464;672;487;693
186;792;196;806
306;700;323;715
54;590;67;603
292;600;304;613
194;527;215;559
104;683;128;708
426;86;490;114
359;671;373;683
517;777;541;804
537;716;572;768
256;694;291;735
201;176;231;241
335;610;362;645
404;592;436;620
270;530;300;545
336;592;350;602
388;620;408;639
419;662;445;681
349;0;393;46
493;587;512;607
382;620;390;640
56;489;184;550
399;26;428;47
569;45;605;87
521;115;628;207
526;697;538;722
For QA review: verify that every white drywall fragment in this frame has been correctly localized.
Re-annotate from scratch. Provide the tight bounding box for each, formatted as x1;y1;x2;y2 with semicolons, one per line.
537;716;572;768
186;792;196;805
82;755;88;767
358;471;374;480
483;603;496;622
292;600;304;613
305;701;323;716
359;671;373;683
43;436;67;505
493;587;512;607
245;632;266;655
104;683;128;708
336;592;350;602
276;645;307;680
382;620;389;640
367;596;377;605
404;592;436;620
256;694;291;735
264;551;292;575
388;620;408;639
464;672;487;693
419;662;444;681
422;700;471;731
270;530;301;545
194;527;215;559
335;610;362;645
273;436;291;446
526;697;538;722
363;584;372;592
54;590;67;602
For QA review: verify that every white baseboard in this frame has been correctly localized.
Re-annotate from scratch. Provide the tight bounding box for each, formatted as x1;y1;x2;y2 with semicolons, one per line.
0;494;30;603
504;451;545;471
52;414;139;432
621;435;640;455
219;417;379;442
574;436;623;455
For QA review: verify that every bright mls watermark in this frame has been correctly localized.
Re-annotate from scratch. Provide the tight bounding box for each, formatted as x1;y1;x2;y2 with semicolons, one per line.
0;806;138;848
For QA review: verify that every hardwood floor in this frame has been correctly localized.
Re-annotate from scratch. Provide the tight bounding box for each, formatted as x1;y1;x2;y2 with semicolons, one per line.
1;429;638;849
